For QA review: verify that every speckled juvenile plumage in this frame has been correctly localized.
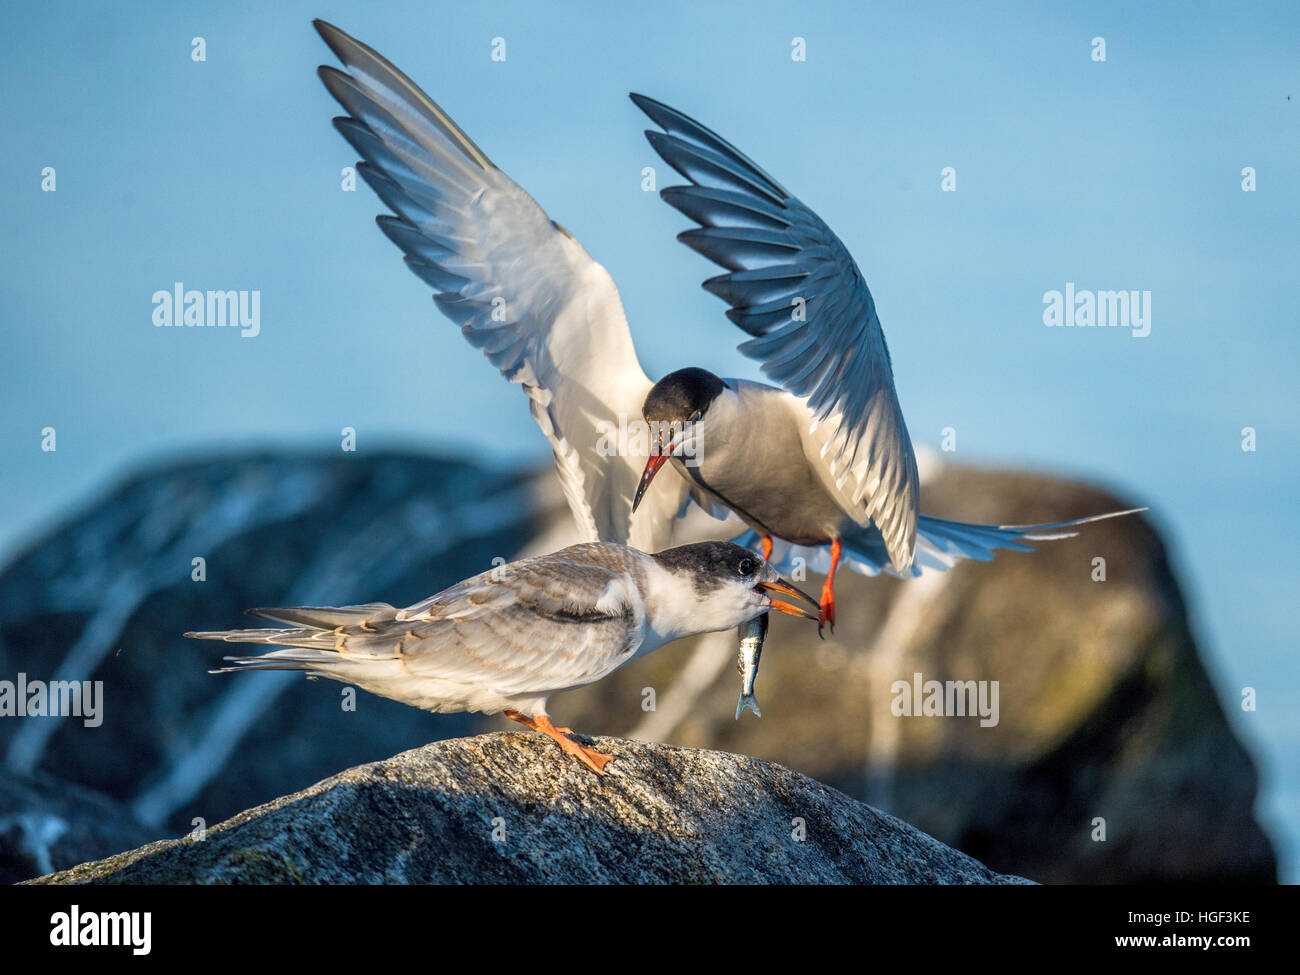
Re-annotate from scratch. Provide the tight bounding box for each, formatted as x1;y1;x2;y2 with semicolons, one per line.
189;540;819;774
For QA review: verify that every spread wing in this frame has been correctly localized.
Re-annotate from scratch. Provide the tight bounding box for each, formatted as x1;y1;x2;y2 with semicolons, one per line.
315;21;697;551
196;543;646;695
634;94;920;570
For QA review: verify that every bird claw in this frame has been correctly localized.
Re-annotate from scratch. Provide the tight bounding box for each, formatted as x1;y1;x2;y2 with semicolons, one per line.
567;741;614;775
553;729;614;774
818;600;835;636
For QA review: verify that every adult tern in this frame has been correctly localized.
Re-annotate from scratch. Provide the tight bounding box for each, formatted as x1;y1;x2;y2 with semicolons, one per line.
313;21;1142;631
627;96;1143;626
192;541;819;775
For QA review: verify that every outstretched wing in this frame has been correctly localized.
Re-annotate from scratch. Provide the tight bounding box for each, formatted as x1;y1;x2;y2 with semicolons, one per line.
634;94;920;570
315;21;694;551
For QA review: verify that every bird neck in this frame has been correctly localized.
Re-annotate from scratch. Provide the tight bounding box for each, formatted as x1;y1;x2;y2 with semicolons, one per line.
639;560;714;647
639;558;753;653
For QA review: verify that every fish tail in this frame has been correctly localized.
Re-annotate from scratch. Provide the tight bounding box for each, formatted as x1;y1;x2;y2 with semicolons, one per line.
735;694;762;720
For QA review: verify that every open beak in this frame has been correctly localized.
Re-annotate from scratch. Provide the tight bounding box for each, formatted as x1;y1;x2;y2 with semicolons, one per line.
756;579;821;623
632;451;672;512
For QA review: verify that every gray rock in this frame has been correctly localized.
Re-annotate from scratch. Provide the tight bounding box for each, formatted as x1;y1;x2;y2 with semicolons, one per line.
0;451;542;842
29;734;1030;884
0;449;1275;883
0;772;157;885
544;466;1277;883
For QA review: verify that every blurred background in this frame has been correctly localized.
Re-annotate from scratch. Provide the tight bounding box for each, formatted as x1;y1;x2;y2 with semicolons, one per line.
0;0;1294;882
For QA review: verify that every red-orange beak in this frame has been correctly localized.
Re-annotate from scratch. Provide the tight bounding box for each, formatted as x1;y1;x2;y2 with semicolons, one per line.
756;579;821;623
632;450;672;512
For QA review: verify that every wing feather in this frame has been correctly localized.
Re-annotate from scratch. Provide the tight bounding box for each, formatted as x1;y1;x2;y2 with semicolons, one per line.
316;21;699;549
200;543;648;696
634;93;920;569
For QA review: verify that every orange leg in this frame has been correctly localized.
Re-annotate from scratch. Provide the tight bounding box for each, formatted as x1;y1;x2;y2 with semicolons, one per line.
819;537;842;632
505;712;571;734
504;709;613;776
760;535;773;561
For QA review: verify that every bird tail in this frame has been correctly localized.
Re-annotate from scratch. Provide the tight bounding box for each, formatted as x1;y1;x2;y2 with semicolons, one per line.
741;508;1146;579
188;602;398;674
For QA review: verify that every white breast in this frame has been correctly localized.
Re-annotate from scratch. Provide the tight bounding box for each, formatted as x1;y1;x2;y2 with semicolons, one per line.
678;381;850;544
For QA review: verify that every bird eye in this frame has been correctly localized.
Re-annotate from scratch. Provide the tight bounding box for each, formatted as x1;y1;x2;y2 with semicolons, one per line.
738;558;755;576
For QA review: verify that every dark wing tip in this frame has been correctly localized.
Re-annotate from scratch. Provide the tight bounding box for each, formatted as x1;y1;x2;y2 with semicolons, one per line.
629;92;663;115
642;128;686;162
312;19;351;60
630;92;684;121
629;92;682;134
643;128;674;150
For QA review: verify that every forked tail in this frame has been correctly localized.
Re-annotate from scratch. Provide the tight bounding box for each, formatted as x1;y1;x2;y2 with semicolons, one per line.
740;508;1146;579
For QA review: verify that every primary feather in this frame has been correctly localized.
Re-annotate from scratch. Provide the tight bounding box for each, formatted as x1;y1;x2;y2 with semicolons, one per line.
633;92;921;570
315;20;712;553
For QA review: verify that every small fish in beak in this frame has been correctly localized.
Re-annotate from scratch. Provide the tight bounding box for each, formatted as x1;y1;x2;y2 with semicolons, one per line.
735;612;769;719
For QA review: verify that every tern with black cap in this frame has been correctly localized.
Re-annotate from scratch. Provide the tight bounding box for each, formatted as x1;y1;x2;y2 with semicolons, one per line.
192;541;818;775
312;20;1144;632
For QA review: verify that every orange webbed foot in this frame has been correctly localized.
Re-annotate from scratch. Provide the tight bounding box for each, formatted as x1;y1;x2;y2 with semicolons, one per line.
564;739;614;775
507;710;613;776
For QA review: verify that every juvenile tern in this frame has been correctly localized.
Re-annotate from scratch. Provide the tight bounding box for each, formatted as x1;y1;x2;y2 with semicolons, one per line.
312;21;1143;632
191;541;818;775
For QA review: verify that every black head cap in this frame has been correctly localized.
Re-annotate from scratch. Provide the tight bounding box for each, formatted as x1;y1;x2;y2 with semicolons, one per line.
643;368;727;425
651;541;763;592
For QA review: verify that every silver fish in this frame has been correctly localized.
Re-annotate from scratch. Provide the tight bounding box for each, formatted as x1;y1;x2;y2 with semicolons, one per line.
734;612;769;719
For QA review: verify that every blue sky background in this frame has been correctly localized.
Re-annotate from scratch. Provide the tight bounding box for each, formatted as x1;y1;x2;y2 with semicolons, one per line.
2;1;1296;878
